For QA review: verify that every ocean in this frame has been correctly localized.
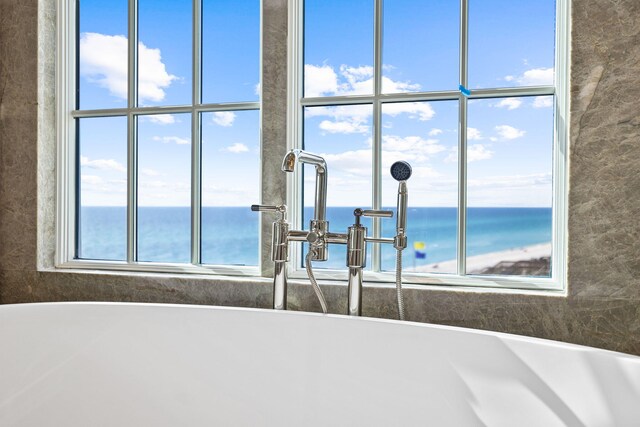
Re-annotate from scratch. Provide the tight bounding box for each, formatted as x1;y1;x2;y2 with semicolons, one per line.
78;207;552;272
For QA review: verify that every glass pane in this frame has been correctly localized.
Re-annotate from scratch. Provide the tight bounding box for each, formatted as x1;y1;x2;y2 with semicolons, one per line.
78;117;127;260
138;0;191;106
466;96;554;276
304;0;374;97
201;110;260;266
137;114;192;262
202;0;260;103
303;105;373;270
381;101;459;274
78;0;128;109
383;0;458;93
469;0;556;89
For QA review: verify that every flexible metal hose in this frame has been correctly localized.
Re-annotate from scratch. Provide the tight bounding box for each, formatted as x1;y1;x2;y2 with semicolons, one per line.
396;249;405;321
305;248;328;314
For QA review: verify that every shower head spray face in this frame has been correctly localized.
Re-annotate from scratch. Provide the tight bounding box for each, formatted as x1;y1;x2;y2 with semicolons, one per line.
390;161;412;181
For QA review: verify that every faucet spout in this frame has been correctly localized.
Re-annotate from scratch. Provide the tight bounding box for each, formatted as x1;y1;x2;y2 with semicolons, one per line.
281;149;327;222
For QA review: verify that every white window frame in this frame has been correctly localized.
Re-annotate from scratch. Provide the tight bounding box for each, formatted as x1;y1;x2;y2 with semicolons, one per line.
286;0;570;291
55;0;261;276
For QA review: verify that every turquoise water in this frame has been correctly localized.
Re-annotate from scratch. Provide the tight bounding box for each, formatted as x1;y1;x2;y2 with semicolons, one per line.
79;207;552;270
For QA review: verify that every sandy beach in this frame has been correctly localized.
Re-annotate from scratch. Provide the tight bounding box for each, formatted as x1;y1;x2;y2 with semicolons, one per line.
409;242;552;274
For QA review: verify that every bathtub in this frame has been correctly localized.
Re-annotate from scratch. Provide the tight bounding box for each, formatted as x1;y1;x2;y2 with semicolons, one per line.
0;303;639;426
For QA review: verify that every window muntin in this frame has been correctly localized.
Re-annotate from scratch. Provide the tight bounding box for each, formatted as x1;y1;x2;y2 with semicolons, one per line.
295;0;564;288
67;0;261;272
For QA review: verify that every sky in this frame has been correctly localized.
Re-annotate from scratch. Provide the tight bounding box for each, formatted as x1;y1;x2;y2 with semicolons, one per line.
78;0;556;209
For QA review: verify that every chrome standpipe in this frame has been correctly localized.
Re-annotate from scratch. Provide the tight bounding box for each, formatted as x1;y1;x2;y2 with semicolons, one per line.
251;204;289;310
346;209;393;316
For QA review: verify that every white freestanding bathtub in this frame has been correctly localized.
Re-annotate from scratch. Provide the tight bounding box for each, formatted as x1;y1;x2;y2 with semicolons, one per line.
1;303;639;426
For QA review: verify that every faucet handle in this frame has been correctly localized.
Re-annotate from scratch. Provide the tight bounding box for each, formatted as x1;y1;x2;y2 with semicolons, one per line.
353;208;393;225
251;204;287;221
361;209;393;218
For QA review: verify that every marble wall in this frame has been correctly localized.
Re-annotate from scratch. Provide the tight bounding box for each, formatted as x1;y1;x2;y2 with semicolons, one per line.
0;0;638;355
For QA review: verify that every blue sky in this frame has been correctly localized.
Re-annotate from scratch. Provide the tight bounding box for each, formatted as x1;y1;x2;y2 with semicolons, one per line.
78;0;555;210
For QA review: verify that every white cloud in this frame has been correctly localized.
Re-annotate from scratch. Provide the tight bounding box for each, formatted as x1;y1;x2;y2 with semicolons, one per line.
223;143;249;153
316;146;445;181
467;127;483;140
141;168;160;177
468;173;552;189
304;64;338;97
383;102;435;121
504;67;554;86
428;128;443;136
80;175;127;205
339;65;374;95
212;111;236;127
81;175;104;185
305;63;420;96
318;149;372;177
495;125;526;140
319;120;369;134
382;135;445;157
305;104;371;121
309;64;424;97
381;76;421;93
80;155;126;173
445;144;493;163
152;136;190;145
145;114;176;125
467;173;552;207
494;98;522;110
467;144;493;162
533;96;553;108
302;64;437;135
79;32;177;103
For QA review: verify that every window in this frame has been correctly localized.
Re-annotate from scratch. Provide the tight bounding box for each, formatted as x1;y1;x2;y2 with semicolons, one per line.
290;0;568;289
57;0;567;290
57;0;261;274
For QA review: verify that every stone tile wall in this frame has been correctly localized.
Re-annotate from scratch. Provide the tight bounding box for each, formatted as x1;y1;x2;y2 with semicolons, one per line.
0;0;638;355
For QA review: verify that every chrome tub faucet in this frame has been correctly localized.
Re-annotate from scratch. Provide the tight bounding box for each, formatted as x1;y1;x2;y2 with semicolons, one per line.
253;151;411;319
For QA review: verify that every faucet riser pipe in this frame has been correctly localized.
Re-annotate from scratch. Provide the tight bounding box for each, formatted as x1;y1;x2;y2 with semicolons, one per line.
273;261;287;310
271;221;289;262
347;267;363;316
315;170;327;222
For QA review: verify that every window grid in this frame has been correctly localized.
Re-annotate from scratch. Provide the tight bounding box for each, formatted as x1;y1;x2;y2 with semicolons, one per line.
62;0;260;274
56;0;568;289
292;0;562;289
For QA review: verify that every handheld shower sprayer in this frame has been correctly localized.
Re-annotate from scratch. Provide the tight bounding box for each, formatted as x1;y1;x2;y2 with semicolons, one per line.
390;161;412;320
390;161;412;249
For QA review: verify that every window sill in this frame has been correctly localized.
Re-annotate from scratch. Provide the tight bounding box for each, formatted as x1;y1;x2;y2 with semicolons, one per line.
46;261;566;299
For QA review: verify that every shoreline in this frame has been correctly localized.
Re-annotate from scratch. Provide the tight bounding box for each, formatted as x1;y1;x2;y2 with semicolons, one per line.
408;242;552;274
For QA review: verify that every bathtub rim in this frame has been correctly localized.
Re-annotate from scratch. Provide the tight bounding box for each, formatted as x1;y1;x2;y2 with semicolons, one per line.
1;301;638;360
